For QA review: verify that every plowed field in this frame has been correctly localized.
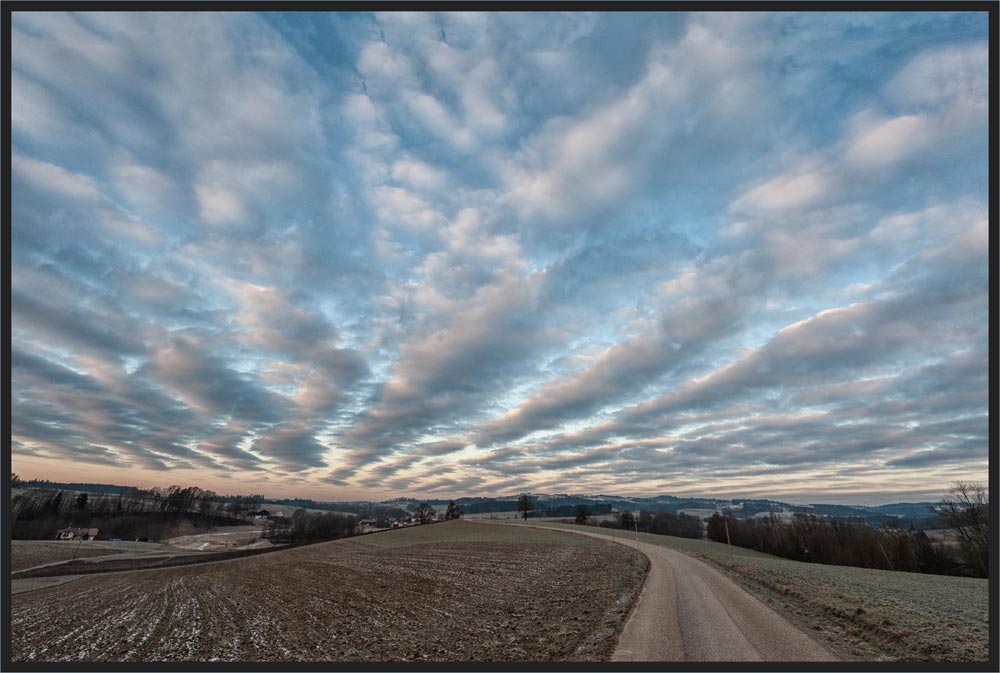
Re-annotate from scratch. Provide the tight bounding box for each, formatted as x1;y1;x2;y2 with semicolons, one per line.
10;521;646;662
11;541;137;572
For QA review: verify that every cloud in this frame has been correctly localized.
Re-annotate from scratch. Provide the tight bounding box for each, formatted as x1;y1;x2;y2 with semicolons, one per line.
12;285;150;359
843;113;930;168
885;42;988;111
473;291;745;447
252;422;331;470
10;12;988;501
732;39;987;220
328;271;555;480
391;156;449;192
730;163;835;214
502;57;685;223
109;162;183;218
13;153;104;203
12;343;228;472
145;335;290;424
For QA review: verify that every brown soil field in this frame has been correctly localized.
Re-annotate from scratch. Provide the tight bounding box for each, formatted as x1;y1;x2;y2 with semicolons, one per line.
10;520;646;663
14;543;292;578
10;542;136;572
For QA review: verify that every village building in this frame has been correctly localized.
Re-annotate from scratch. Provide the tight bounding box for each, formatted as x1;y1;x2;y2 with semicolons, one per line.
55;527;99;540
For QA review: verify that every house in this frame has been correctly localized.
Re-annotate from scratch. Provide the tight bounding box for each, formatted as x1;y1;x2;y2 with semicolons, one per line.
354;519;380;533
250;509;271;518
55;527;99;540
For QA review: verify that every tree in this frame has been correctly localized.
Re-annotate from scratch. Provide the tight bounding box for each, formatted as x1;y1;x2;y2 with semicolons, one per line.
11;473;22;488
706;512;729;543
374;506;392;528
290;508;310;542
445;501;463;520
517;494;534;521
310;512;358;539
618;510;635;531
228;495;248;520
415;502;436;524
46;491;64;514
265;516;292;543
197;490;219;526
575;505;590;525
937;481;989;577
74;492;89;511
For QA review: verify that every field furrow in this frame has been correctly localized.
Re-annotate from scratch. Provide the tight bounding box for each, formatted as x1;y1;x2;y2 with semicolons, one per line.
11;521;645;662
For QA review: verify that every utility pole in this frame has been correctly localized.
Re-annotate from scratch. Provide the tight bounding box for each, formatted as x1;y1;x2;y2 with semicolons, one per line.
634;519;641;566
724;517;733;563
71;533;84;561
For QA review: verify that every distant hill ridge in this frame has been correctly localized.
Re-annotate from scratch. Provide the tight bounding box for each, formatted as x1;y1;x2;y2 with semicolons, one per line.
16;480;938;522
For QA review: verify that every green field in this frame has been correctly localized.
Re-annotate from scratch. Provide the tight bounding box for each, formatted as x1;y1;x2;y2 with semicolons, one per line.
524;521;988;662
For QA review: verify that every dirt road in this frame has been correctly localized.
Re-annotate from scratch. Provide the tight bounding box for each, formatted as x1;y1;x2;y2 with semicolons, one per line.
509;524;837;662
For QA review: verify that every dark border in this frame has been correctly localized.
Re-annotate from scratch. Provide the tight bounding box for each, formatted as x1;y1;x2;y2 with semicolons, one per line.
0;1;998;11
3;2;997;673
0;662;995;673
3;2;12;672
988;0;999;671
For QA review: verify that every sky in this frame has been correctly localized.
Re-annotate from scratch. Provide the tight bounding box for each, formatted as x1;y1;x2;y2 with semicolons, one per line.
9;11;990;505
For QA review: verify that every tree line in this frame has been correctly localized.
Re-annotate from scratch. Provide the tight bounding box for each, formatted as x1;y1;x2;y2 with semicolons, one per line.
9;478;265;540
593;509;703;539
263;510;358;543
263;500;463;543
705;483;989;578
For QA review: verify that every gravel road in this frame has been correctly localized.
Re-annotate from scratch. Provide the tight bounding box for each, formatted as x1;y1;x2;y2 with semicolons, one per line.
509;524;838;662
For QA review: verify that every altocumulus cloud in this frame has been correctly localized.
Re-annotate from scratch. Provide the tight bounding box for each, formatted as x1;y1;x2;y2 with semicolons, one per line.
10;11;989;503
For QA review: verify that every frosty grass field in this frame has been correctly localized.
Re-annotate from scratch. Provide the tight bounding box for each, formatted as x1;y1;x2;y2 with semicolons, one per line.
533;521;988;662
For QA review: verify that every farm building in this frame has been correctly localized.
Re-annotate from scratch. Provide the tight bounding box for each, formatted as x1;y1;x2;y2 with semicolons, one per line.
55;527;99;540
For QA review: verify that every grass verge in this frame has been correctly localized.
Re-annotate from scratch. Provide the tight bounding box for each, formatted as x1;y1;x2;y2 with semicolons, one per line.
526;521;988;662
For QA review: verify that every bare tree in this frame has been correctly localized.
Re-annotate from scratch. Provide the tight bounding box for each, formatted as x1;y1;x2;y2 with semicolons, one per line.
937;481;989;577
517;494;534;521
197;489;219;527
415;502;436;524
74;492;89;511
445;501;463;520
575;505;590;525
228;495;248;521
617;510;635;531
